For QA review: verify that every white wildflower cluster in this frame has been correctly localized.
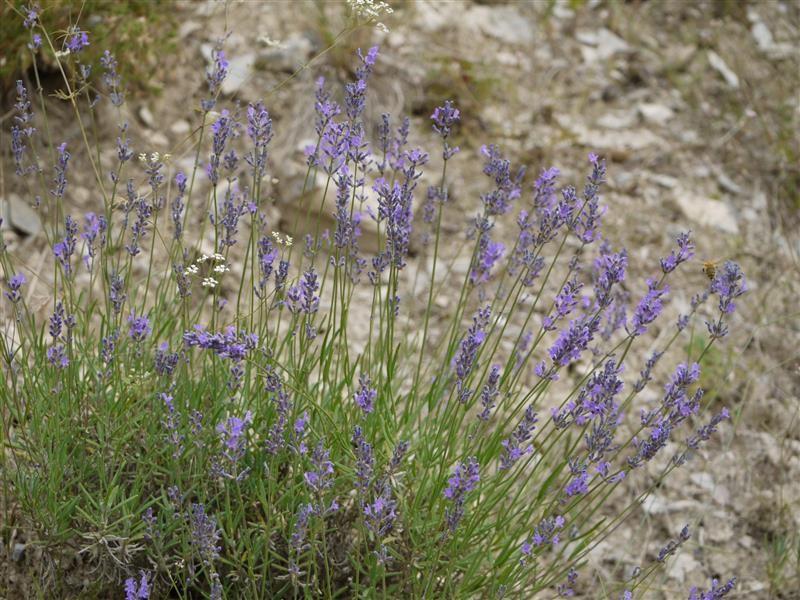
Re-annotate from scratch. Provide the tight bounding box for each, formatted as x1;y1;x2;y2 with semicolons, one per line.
137;151;171;163
183;253;230;289
346;0;393;33
197;253;227;263
271;231;293;247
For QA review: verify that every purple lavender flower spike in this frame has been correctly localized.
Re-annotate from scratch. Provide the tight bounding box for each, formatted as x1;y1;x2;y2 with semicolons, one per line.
46;345;68;369
711;261;747;314
657;524;691;563
4;273;25;304
660;231;695;273
214;411;254;480
49;301;65;340
210;576;223;600
23;3;39;28
363;483;398;538
65;27;89;53
109;273;127;314
452;306;491;402
11;81;38;176
183;325;258;362
354;373;377;415
372;148;427;273
173;262;191;295
255;236;277;298
81;212;107;268
124;570;151;599
443;456;479;534
311;78;340;165
334;167;356;251
499;406;538;469
520;515;565;564
570;153;606;243
544;279;583;332
160;392;184;459
203;43;229;112
292;411;310;455
263;368;293;455
304;441;335;493
116;123;134;164
688;577;737;600
431;101;460;152
318;121;348;173
188;503;221;566
552;358;623;436
628;278;669;336
289;502;313;578
592;248;627;309
674;408;731;466
51;143;70;199
377;113;392;174
53;216;78;276
154;342;179;377
287;268;320;315
548;317;597;368
218;186;245;247
207;109;235;186
471;238;505;285
629;362;704;468
125;195;152;257
663;362;701;416
479;144;524;216
274;259;289;294
633;351;663;392
171;172;187;240
245;101;273;183
706;261;747;339
533;166;560;210
100;50;124;106
430;102;460;159
342;46;379;122
352;426;374;493
127;311;151;342
557;568;578;597
564;459;589;497
477;365;501;421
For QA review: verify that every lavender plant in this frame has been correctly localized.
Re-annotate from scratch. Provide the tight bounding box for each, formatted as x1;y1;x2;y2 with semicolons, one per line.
1;9;742;600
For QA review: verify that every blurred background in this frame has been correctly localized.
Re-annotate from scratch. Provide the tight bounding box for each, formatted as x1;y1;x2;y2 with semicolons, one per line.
1;0;798;597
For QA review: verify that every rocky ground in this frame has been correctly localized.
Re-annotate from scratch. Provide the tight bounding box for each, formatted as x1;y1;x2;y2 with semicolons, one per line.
1;0;799;597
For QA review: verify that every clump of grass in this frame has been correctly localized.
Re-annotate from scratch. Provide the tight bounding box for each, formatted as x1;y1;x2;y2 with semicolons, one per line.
0;7;747;599
1;0;176;94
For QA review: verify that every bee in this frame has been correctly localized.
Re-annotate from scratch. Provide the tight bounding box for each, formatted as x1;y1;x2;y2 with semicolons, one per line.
701;259;722;281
